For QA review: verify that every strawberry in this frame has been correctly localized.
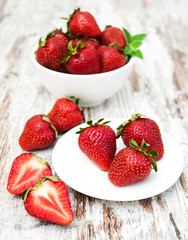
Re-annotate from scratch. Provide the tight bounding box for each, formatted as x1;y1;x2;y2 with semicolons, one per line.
108;139;158;186
19;114;58;151
76;119;116;171
116;114;164;160
36;32;68;72
97;45;126;73
62;40;100;74
22;176;74;225
63;8;101;38
7;153;52;194
47;96;84;133
71;38;100;49
100;26;126;49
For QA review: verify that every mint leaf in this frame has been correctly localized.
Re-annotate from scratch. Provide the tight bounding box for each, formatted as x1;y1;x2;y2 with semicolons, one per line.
124;46;132;55
131;34;147;42
123;28;131;43
131;49;144;59
131;40;142;49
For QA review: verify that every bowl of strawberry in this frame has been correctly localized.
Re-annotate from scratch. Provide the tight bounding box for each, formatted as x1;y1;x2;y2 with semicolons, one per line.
32;8;146;107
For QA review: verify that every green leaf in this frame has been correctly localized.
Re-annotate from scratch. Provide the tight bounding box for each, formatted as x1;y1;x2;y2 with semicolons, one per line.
45;176;59;182
148;150;159;157
131;40;142;49
67;40;74;51
129;139;138;148
102;121;111;125
131;49;144;59
123;28;131;43
124;46;132;55
87;120;93;126
97;118;104;124
131;34;147;42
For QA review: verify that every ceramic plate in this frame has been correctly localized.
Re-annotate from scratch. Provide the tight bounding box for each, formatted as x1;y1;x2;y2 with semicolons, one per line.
52;118;184;201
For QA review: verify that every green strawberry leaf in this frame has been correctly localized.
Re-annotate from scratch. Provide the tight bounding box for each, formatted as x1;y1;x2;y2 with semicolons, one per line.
131;34;147;42
123;28;132;43
131;49;144;59
148;150;159;157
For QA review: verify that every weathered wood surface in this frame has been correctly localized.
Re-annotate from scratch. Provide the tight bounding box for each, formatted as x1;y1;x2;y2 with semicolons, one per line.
0;0;188;239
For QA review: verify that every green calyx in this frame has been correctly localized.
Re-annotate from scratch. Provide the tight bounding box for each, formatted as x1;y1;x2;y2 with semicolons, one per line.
22;176;59;202
129;139;158;172
116;113;144;138
38;32;55;47
76;118;111;134
60;40;87;64
122;28;147;62
61;7;80;34
42;115;58;139
67;96;84;113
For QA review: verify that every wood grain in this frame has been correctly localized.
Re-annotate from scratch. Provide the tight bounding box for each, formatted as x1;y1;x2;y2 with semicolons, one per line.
0;0;188;239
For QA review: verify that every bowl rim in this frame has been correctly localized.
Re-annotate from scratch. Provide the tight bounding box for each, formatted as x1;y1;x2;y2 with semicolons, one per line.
31;45;135;78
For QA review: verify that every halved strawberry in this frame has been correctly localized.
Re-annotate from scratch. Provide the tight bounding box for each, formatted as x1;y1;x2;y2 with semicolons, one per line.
22;177;74;225
7;153;52;194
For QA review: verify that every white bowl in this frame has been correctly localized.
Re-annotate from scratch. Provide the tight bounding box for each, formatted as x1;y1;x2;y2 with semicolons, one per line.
31;47;134;107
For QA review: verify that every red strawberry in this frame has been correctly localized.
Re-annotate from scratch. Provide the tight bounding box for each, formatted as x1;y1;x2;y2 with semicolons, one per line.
63;40;100;74
76;119;116;171
19;114;58;151
51;28;66;36
100;26;126;49
64;8;101;38
108;140;158;186
47;97;84;133
22;177;74;225
71;38;100;49
7;153;52;194
36;32;68;72
116;114;164;160
97;45;126;73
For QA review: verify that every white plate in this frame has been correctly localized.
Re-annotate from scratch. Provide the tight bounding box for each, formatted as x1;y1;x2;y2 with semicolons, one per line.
52;118;184;201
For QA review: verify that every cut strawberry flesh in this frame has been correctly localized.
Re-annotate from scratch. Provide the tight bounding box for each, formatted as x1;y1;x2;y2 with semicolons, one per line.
7;153;52;194
24;180;74;225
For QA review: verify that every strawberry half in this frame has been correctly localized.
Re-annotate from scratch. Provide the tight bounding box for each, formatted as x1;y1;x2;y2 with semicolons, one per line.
108;139;158;186
7;153;52;194
22;177;74;225
76;119;116;171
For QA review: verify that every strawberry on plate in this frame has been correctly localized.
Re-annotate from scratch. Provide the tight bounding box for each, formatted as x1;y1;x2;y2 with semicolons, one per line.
108;139;158;186
7;153;52;194
116;114;164;160
19;114;58;151
47;96;84;133
76;118;116;171
22;176;74;225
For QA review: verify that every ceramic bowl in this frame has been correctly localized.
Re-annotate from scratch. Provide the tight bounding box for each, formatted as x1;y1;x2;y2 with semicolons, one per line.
31;47;134;107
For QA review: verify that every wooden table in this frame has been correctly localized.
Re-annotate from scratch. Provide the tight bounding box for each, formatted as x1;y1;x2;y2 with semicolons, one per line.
1;0;188;239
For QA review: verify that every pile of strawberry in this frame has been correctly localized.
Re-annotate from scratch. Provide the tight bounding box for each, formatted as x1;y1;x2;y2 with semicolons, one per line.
36;8;146;74
7;93;164;225
77;114;164;186
7;97;84;225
